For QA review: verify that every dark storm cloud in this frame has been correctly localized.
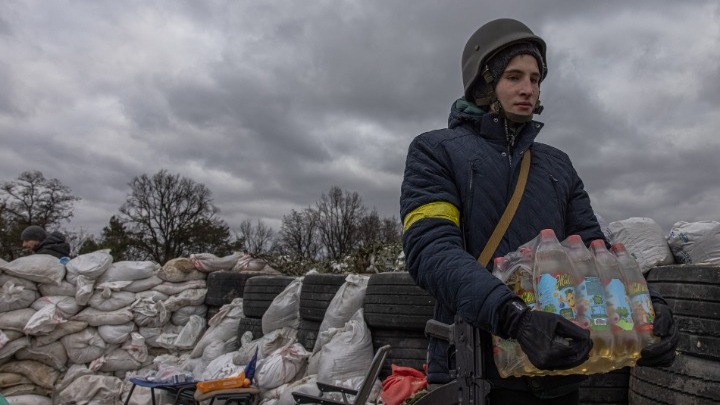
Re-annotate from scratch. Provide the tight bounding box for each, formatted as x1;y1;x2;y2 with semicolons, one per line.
0;0;717;238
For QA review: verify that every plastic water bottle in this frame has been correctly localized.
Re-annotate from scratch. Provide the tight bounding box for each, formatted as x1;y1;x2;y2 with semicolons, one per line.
611;243;658;348
534;229;578;322
590;239;639;367
492;256;537;377
563;235;614;370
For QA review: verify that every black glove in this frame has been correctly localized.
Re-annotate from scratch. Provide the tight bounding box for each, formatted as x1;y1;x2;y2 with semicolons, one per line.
637;300;679;367
497;298;593;370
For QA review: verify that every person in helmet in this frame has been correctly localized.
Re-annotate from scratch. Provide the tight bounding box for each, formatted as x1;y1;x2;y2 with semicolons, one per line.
21;225;71;259
400;18;679;403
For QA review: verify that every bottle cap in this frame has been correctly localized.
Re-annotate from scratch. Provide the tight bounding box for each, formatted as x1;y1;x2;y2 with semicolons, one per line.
610;243;626;253
540;229;556;239
590;239;606;249
566;235;582;244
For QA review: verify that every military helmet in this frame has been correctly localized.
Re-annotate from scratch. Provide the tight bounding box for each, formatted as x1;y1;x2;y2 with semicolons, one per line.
462;18;547;102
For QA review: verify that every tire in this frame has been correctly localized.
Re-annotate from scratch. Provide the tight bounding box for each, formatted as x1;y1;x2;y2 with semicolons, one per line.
629;352;720;404
237;316;264;341
242;275;296;318
371;328;428;379
578;367;629;405
646;265;720;361
297;318;322;351
205;271;264;306
363;272;435;331
299;273;348;322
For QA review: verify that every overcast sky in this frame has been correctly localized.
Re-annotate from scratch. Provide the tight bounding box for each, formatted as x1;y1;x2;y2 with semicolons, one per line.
1;0;718;239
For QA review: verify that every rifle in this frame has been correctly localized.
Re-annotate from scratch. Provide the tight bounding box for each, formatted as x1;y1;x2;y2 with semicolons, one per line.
414;316;491;405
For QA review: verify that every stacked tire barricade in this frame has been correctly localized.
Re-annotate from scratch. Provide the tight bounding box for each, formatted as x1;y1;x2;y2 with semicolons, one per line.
628;264;720;404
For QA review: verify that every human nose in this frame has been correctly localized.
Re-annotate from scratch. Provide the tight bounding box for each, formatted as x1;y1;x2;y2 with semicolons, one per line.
518;78;534;96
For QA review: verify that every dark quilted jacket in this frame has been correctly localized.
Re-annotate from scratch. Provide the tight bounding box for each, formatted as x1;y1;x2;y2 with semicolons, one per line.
400;99;605;392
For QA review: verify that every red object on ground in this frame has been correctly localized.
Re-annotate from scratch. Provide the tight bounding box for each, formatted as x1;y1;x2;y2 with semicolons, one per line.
380;364;428;405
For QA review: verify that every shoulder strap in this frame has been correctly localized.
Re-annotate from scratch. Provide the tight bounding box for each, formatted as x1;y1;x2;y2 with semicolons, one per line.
478;149;532;267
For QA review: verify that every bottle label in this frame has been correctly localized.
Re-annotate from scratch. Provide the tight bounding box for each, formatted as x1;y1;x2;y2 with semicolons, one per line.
604;278;634;331
576;276;609;331
628;282;655;331
536;272;576;320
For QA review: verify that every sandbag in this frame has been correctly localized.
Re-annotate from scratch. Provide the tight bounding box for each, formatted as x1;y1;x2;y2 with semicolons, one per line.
0;308;36;332
130;298;169;327
122;276;163;292
97;261;160;283
262;277;302;335
98;322;136;344
0;372;31;388
667;220;720;264
173;315;206;350
0;336;31;363
54;374;123;405
5;394;53;405
163;289;207;312
87;290;136;312
190;299;244;358
607;217;675;273
15;341;68;371
61;328;107;364
0;360;60;389
158;258;206;282
31;296;81;318
255;343;310;390
310;309;373;382
34;320;87;346
313;274;369;352
0;281;38;312
171;305;207;326
153;279;206;296
37;280;74;297
65;249;113;283
0;255;65;285
190;252;243;273
72;307;134;326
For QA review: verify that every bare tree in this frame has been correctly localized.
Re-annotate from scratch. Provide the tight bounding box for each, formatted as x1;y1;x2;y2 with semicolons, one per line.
237;219;275;255
277;208;320;259
118;170;234;263
0;171;79;260
315;186;365;260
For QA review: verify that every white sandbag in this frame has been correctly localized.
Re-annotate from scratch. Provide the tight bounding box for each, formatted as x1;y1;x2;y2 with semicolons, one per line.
0;280;39;312
98;261;160;283
0;336;30;363
5;394;53;405
275;375;321;405
61;328;107;364
235;327;298;366
130;297;169;327
37;280;75;297
311;309;373;383
31;295;81;318
88;290;136;312
135;290;168;302
152;279;207;296
171;305;207;326
607;217;675;273
200;351;243;381
157;258;206;283
65;249;113;283
98;322;136;344
255;343;310;390
0;372;31;388
190;298;244;358
1;383;52;397
0;255;65;285
15;341;68;371
667;220;720;265
173;315;206;350
0;360;60;390
97;334;150;373
313;274;369;352
190;251;243;273
72;307;134;326
0;274;37;291
137;326;162;348
0;331;8;351
122;275;164;292
0;308;36;332
34;320;87;346
54;374;123;405
74;274;95;306
163;289;206;312
262;277;302;335
23;304;67;335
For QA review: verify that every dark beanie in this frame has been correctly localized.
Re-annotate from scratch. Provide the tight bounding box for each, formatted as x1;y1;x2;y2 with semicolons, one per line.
21;225;47;242
473;41;545;105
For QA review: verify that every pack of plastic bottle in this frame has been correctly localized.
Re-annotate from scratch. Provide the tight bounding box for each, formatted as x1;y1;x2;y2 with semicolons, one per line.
491;229;656;377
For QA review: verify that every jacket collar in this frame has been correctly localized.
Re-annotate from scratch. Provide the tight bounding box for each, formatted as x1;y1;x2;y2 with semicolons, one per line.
448;98;543;152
